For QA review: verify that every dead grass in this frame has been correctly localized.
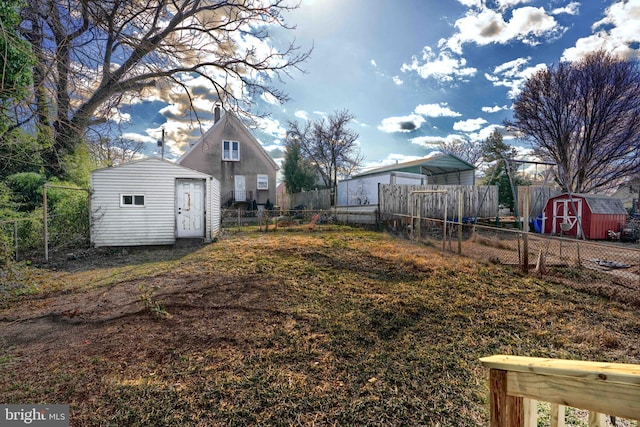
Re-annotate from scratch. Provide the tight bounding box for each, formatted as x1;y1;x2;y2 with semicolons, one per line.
1;226;639;426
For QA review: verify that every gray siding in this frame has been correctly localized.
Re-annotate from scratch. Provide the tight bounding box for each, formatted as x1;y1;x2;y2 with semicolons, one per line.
178;113;278;206
91;158;217;247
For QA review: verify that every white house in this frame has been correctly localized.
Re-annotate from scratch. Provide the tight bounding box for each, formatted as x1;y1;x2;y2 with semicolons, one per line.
90;158;220;247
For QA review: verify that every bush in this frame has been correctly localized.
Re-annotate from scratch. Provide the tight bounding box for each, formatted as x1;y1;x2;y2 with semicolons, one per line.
47;188;90;250
5;172;46;212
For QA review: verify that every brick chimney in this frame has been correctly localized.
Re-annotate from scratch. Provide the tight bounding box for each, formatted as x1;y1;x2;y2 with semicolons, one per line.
214;104;221;123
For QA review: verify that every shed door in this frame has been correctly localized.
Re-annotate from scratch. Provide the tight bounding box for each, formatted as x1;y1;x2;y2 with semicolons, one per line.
552;198;582;237
176;179;205;238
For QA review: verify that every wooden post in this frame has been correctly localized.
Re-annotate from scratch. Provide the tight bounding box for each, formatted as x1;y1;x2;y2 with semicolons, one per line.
442;193;447;253
522;187;529;273
13;221;18;261
489;369;524;427
550;403;566;427
43;183;48;262
458;190;463;255
417;194;421;241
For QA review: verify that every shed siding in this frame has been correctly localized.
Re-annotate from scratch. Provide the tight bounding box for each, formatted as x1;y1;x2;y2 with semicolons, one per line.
210;176;221;237
542;193;627;239
91;158;217;247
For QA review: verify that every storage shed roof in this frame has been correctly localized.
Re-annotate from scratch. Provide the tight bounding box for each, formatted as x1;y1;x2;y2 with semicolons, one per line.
354;153;475;178
550;193;627;215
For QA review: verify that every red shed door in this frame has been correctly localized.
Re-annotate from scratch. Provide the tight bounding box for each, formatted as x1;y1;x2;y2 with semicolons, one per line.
552;198;582;237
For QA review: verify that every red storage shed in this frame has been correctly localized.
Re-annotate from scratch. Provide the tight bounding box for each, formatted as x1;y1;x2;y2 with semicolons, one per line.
542;193;627;239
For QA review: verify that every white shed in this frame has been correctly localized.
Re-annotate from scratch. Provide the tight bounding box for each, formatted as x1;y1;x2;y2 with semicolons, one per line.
90;158;220;247
337;154;476;206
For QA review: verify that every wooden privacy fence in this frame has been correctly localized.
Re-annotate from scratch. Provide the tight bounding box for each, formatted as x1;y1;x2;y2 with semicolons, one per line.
518;185;562;218
480;355;640;427
379;184;498;219
277;188;331;211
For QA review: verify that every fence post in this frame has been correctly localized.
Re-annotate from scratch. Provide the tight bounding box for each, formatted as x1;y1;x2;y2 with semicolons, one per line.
489;368;524;427
14;221;18;261
522;187;529;273
458;190;463;255
442;193;447;252
43;183;48;262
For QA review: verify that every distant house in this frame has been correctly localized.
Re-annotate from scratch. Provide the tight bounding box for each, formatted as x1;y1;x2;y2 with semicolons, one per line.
541;193;627;239
178;107;278;209
337;153;476;206
90;158;220;247
612;178;640;212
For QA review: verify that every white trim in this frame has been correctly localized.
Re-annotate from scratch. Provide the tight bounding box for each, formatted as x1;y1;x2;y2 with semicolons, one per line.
222;140;240;161
120;193;145;207
257;174;269;190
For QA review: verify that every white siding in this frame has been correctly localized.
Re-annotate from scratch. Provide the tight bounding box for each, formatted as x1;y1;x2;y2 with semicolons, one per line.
337;172;425;206
210;176;221;238
91;158;216;247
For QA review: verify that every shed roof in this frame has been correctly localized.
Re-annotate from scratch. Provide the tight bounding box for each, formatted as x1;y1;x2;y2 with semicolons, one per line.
91;157;212;178
550;193;627;215
354;153;475;178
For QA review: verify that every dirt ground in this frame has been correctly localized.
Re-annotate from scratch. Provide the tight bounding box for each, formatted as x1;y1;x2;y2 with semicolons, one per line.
1;245;273;355
2;230;640;426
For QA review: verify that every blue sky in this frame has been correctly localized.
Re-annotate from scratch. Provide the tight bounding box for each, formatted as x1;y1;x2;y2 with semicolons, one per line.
119;0;640;172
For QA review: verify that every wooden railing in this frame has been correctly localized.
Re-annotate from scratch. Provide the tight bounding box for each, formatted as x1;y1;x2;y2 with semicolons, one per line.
480;355;640;427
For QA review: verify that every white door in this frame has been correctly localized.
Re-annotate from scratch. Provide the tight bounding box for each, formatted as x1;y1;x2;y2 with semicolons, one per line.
176;179;205;238
234;175;246;202
552;199;582;237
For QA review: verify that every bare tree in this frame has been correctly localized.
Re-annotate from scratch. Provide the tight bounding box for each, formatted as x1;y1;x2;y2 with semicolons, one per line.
87;136;144;168
507;50;640;193
21;0;311;177
438;138;483;166
287;109;363;205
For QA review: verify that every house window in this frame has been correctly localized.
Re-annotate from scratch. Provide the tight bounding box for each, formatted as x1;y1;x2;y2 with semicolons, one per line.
222;140;239;161
120;194;145;207
257;174;268;190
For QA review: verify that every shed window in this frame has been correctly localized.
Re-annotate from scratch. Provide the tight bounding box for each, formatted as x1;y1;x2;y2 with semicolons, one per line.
121;194;145;207
257;174;268;190
223;140;239;161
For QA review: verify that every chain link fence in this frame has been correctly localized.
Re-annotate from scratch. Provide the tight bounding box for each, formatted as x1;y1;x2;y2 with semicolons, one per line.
1;191;90;263
382;213;640;306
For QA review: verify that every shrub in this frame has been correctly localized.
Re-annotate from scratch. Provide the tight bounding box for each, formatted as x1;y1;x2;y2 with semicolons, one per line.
5;172;46;212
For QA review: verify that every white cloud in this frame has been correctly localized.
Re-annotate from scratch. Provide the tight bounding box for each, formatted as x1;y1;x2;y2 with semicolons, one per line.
362;154;427;171
485;57;547;98
377;114;426;133
392;75;404;85
121;132;158;144
551;2;580;16
294;110;309;121
453;118;487;132
562;1;640;61
260;92;280;105
482;105;508;113
371;59;378;67
456;0;482;7
446;6;563;54
496;0;532;10
414;103;462;117
401;47;477;83
254;116;287;140
467;124;504;141
409;134;466;150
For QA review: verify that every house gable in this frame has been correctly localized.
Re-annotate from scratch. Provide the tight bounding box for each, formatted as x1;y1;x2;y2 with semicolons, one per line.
178;111;278;206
